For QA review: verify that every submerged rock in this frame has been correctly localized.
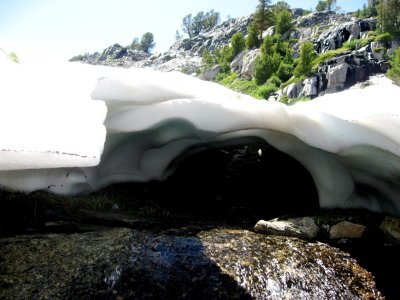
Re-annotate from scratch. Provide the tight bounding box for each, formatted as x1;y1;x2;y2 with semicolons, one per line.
329;221;366;239
380;216;400;242
0;227;383;299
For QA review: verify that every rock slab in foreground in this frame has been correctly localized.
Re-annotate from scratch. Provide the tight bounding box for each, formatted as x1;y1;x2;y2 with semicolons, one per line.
0;227;382;299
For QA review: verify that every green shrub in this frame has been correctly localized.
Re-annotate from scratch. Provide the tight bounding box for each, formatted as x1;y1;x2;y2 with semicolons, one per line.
277;62;294;82
215;70;233;82
287;97;311;105
342;38;374;51
218;72;237;85
202;48;213;66
266;75;282;87
343;39;360;50
8;52;19;63
294;42;315;77
374;32;393;44
229;79;260;97
231;32;246;58
246;23;261;49
275;10;293;35
388;48;400;85
255;83;277;99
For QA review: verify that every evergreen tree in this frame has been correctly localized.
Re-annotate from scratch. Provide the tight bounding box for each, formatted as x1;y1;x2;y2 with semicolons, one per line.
182;14;194;39
388;48;400;85
294;42;315;77
130;37;140;50
254;0;272;40
181;10;220;39
246;23;260;49
253;35;283;85
377;0;400;34
316;0;336;11
203;10;220;31
231;32;246;58
140;32;155;53
175;30;182;41
192;11;205;36
202;48;213;67
275;10;293;35
272;1;291;22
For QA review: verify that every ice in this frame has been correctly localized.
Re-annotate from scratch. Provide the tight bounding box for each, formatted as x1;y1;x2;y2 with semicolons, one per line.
1;56;400;215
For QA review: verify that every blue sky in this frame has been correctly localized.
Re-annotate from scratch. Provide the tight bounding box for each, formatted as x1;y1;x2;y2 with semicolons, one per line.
0;0;368;62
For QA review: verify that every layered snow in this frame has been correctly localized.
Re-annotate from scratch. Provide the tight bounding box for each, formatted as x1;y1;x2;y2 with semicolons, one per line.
1;55;400;215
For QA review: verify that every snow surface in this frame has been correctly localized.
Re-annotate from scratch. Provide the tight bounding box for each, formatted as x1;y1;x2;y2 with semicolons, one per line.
1;55;400;214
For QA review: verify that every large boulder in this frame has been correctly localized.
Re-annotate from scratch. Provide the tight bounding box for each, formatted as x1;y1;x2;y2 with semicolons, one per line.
0;227;383;299
326;63;349;93
199;65;221;81
282;76;321;99
240;49;260;79
315;18;376;53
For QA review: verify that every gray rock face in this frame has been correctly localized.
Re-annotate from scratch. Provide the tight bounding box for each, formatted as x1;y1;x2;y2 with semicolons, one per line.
282;49;385;100
131;15;252;74
173;16;252;56
282;76;321;100
132;51;202;73
315;19;376;53
297;11;344;28
73;43;150;68
226;49;259;79
326;62;350;93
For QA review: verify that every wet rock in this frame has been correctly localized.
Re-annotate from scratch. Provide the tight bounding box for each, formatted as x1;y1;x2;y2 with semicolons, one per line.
329;221;366;239
0;228;132;299
0;227;383;299
380;216;400;242
254;217;319;240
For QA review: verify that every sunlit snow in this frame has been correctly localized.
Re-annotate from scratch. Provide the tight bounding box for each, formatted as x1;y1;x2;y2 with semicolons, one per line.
1;54;400;215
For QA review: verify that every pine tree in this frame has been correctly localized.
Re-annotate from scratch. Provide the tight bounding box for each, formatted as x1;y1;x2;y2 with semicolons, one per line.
246;23;260;49
388;48;400;85
182;14;194;39
254;0;272;40
140;32;155;53
377;0;400;34
294;42;315;77
231;32;246;58
275;10;293;35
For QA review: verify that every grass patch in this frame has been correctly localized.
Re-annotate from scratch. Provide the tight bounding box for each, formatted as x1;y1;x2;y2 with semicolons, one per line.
217;74;278;100
312;47;351;69
343;37;375;50
280;76;306;89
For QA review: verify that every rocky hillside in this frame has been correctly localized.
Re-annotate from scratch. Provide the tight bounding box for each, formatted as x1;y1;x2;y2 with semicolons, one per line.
71;9;400;100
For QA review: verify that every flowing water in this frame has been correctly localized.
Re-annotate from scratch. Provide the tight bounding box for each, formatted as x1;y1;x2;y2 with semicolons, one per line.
0;226;383;299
